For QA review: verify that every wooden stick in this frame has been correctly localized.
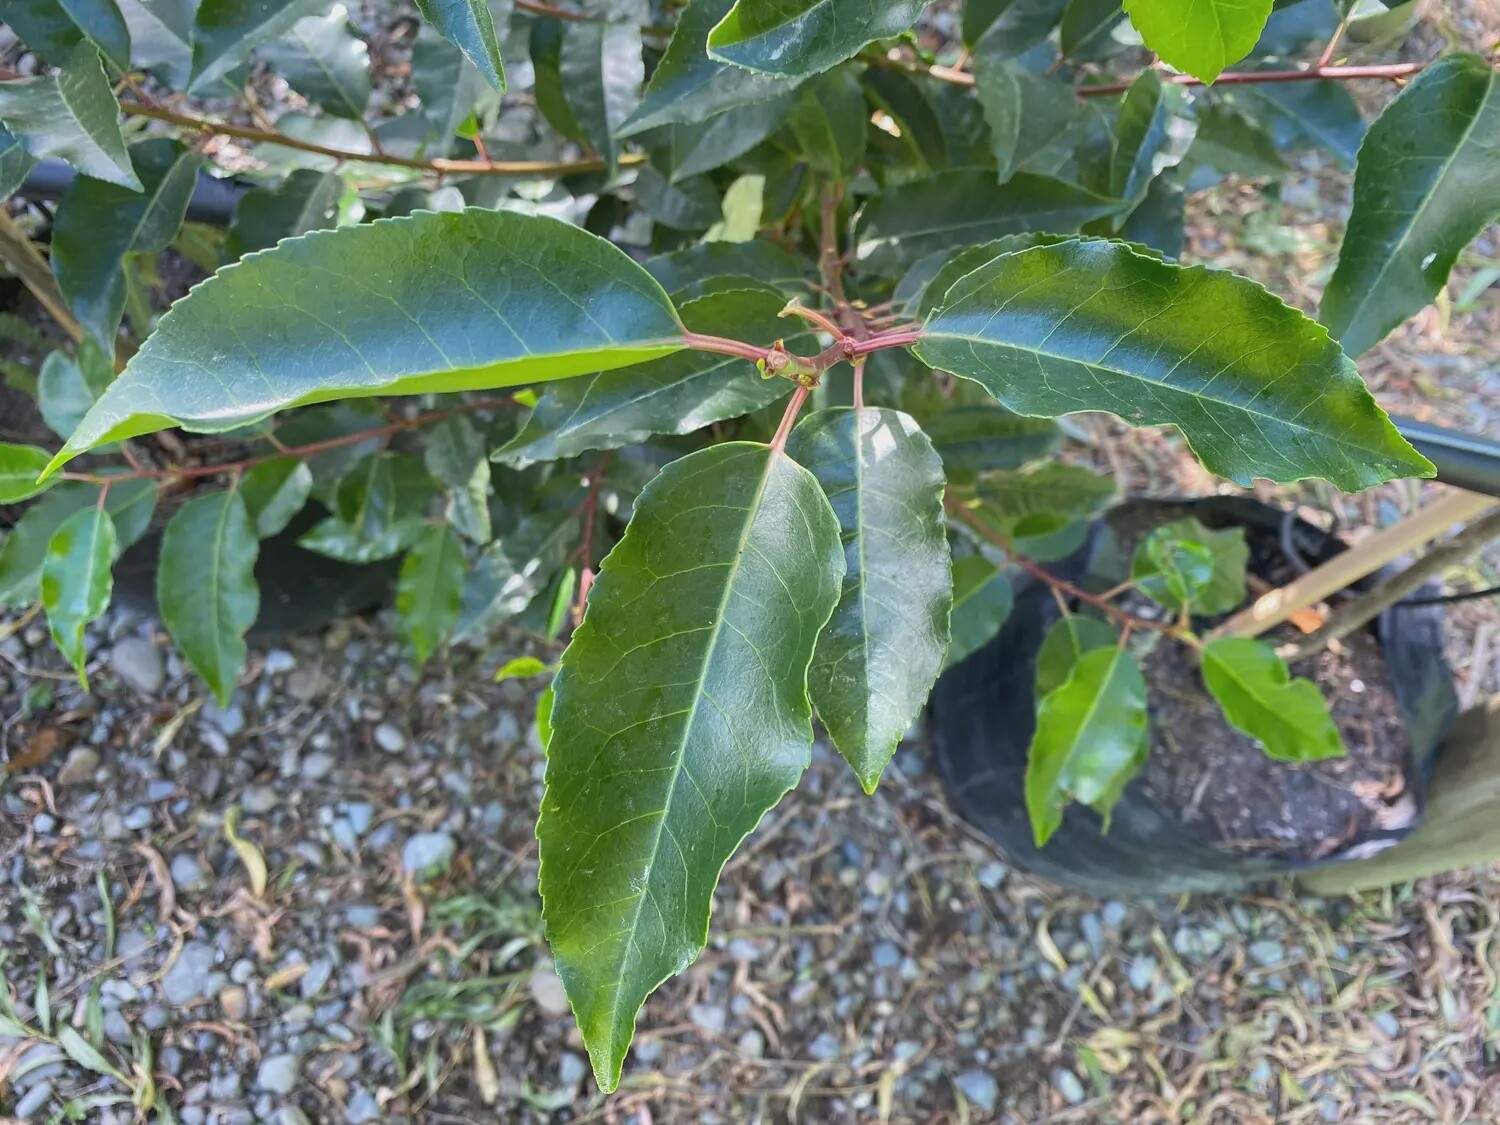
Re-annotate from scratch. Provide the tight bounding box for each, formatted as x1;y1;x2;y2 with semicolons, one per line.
0;208;83;346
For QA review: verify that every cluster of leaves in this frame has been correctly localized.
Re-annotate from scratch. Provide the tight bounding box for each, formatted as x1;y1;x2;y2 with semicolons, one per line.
0;0;1495;1095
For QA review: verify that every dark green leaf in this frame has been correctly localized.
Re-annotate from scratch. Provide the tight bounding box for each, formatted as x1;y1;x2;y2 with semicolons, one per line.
1121;170;1184;258
1111;69;1195;206
103;476;157;549
915;239;1432;488
3;0;132;70
0;43;140;190
644;240;809;295
274;401;386;501
158;489;260;705
963;0;1066;52
52;137;202;350
412;25;500;155
854;169;1120;270
239;456;313;537
945;555;1014;668
862;68;948;174
499;285;808;466
962;462;1116;527
1200;637;1345;761
424;415;492;543
1185;105;1287;178
0;443;53;503
1034;613;1116;696
190;0;327;93
917;407;1060;477
1025;644;1148;845
1060;0;1125;60
787;408;950;793
635;166;721;231
397;522;466;665
48;211;687;473
1320;53;1500;358
413;0;505;91
1121;0;1272;82
226;168;345;258
706;0;926;79
0;126;39;198
300;452;433;562
1231;70;1363;168
913;234;1097;319
41;504;116;682
0;480;153;607
622;0;796;132
539;442;843;1091
560;23;643;175
454;510;577;639
530;18;585;143
259;8;373;117
37;350;99;439
1132;516;1246;613
665;94;797;180
117;0;194;87
788;68;866;180
974;57;1082;183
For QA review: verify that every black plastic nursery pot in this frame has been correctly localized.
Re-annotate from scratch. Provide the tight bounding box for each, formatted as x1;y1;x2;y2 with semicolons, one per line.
930;496;1460;898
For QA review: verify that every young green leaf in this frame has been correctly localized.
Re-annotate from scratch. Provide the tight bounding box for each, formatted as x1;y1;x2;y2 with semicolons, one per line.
157;490;260;706
0;43;141;190
239;457;314;538
1110;69;1195;205
425;415;492;543
397;523;466;665
1131;525;1214;612
914;239;1432;489
494;654;550;682
1200;637;1345;762
259;7;374;116
1121;0;1272;83
539;442;843;1091
1025;644;1149;846
854;169;1120;270
707;0;926;79
944;556;1015;669
787;408;950;793
190;0;327;93
0;442;53;503
226;168;346;258
41;505;117;683
52;138;203;351
1132;516;1247;614
560;23;643;175
1320;54;1500;358
47;210;687;474
1034;614;1116;697
455;510;578;640
412;0;505;92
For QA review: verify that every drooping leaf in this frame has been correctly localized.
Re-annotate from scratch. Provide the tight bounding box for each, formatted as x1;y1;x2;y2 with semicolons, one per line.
52;138;202;351
412;0;505;91
55;1026;123;1080
41;504;116;683
1060;0;1125;60
914;239;1432;488
1200;637;1345;762
916;407;1061;477
560;22;643;174
706;0;926;79
960;462;1117;528
635;167;722;231
0;443;53;503
787;408;950;793
788;68;866;180
1110;69;1195;205
1025;644;1148;846
239;457;314;538
1231;69;1364;168
225;168;346;259
863;67;949;175
944;555;1014;668
1034;614;1116;697
1185;105;1288;178
117;0;195;87
424;415;492;543
1320;54;1500;358
854;169;1120;270
190;0;327;93
963;0;1066;53
397;522;466;665
1121;0;1273;82
157;489;260;705
622;0;796;132
48;210;686;473
258;7;374;117
412;25;500;155
974;56;1082;183
539;442;843;1090
529;18;585;143
663;93;799;182
0;43;140;190
454;510;577;640
499;284;810;466
1132;516;1246;614
2;0;132;71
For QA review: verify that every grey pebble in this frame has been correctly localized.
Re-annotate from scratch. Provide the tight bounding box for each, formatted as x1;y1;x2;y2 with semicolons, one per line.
689;1003;726;1036
57;746;100;786
1248;940;1285;967
256;1053;301;1094
123;806;153;831
204;701;246;736
528;967;570;1016
170;855;208;890
242;786;280;814
872;942;901;969
402;832;455;877
1172;926;1224;960
163;942;218;1006
373;722;406;752
559;1052;588;1086
14;1081;53;1118
300;958;335;998
954;1070;998;1113
146;780;177;802
111;638;164;693
1102;901;1127;927
808;1032;840;1061
1127;956;1157;992
263;649;296;675
726;937;761;962
32;813;55;834
736;1029;765;1058
976;863;1006;890
301;751;336;781
275;1110;311;1125
345;1089;381;1124
1052;1068;1086;1105
286;666;323;702
346;802;375;833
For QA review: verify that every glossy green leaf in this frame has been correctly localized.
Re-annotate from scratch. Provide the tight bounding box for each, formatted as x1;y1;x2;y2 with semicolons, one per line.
190;0;327;92
706;0;926;79
1232;70;1364;168
41;505;116;683
529;18;585;143
100;476;158;550
300;452;434;562
863;68;948;175
225;168;345;258
412;25;500;155
495;654;549;681
1134;516;1246;614
945;556;1014;668
454;510;578;640
3;0;132;70
787;408;950;793
1321;54;1500;358
1121;0;1272;82
117;0;195;87
913;234;1106;319
1110;69;1195;205
48;210;686;473
1200;637;1345;762
560;22;643;174
963;0;1066;52
0;443;53;503
413;0;505;91
239;457;313;538
500;285;809;466
664;94;798;180
1025;644;1148;846
788;68;866;180
1186;105;1288;178
854;169;1119;270
425;415;492;543
52;138;202;350
974;57;1082;183
37;350;97;439
917;407;1060;477
1034;614;1116;697
0;43;140;190
622;0;796;132
1131;525;1214;611
635;167;721;231
397;522;466;665
1060;0;1125;60
539;442;843;1090
1122;170;1185;258
914;239;1432;488
157;489;260;705
0;480;154;608
259;7;373;117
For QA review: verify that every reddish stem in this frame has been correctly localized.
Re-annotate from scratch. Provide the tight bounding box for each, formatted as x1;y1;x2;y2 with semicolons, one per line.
852;358;866;411
770;386;811;455
680;331;775;363
781;303;847;339
1078;60;1426;97
850;328;922;356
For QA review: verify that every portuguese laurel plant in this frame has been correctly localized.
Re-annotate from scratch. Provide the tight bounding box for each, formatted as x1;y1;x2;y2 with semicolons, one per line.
0;0;1496;1090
